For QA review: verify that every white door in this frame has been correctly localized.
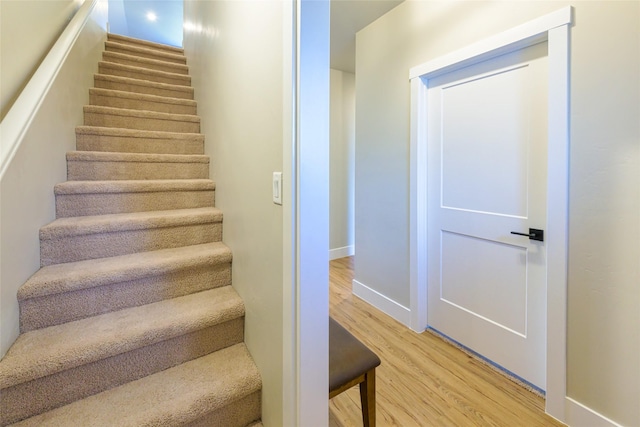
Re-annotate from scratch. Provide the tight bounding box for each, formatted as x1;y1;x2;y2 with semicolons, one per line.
426;42;548;390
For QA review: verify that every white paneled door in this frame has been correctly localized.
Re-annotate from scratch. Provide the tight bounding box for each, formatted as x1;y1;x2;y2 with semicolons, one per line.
426;42;549;390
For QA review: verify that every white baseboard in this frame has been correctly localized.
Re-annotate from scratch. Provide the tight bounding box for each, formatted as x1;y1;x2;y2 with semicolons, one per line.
565;397;624;427
329;245;354;260
352;279;411;327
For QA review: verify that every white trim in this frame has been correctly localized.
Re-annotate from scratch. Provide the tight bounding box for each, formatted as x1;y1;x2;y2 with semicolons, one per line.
409;6;572;423
544;24;571;420
281;0;297;424
329;245;354;260
0;0;98;180
293;0;330;425
353;279;411;327
409;76;428;333
565;397;624;427
409;6;572;80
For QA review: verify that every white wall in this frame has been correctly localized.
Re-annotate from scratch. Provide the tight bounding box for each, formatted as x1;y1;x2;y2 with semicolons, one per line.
183;2;330;424
183;2;287;425
330;69;355;260
0;0;84;119
355;1;639;426
0;1;107;357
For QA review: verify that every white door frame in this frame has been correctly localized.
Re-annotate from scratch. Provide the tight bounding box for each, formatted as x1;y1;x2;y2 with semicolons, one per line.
408;7;572;422
283;1;330;425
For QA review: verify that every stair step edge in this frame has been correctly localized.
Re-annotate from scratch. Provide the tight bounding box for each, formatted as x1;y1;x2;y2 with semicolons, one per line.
103;51;189;72
94;74;194;94
105;41;186;63
98;62;191;82
10;343;261;427
107;33;185;54
89;88;197;107
66;151;209;163
0;286;244;389
19;242;231;300
39;207;222;240
54;179;215;195
84;105;200;123
75;125;203;140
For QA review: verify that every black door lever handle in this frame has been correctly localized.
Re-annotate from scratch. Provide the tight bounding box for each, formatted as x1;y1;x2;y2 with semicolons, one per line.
511;228;544;242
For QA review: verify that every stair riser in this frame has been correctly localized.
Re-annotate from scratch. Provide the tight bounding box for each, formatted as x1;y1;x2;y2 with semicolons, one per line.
105;45;186;65
20;263;231;331
56;190;215;217
90;93;197;115
67;160;209;181
84;110;200;133
94;77;194;99
40;223;222;266
102;53;189;75
75;132;204;155
187;392;261;427
98;64;190;86
0;319;243;425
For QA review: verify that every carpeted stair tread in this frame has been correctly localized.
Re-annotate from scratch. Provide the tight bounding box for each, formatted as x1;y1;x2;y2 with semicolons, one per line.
54;179;216;218
107;33;185;55
39;207;222;265
19;242;232;331
40;207;222;240
66;151;209;181
89;88;197;110
94;74;194;99
0;286;244;390
89;88;197;115
75;126;204;154
75;126;203;143
84;105;200;123
99;61;191;86
10;343;261;427
66;150;208;164
84;105;200;133
102;51;189;75
55;178;215;195
19;242;231;300
55;179;215;216
105;41;187;65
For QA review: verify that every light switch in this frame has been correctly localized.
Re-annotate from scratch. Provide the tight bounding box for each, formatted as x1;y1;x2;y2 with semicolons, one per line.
273;172;282;205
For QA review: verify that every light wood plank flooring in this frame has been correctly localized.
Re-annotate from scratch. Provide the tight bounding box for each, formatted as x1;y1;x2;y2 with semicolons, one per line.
328;257;565;427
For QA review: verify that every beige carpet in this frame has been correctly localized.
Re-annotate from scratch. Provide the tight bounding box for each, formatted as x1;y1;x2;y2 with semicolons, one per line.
0;33;262;426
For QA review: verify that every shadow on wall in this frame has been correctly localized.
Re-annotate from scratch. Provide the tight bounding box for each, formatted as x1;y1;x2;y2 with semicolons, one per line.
108;0;183;47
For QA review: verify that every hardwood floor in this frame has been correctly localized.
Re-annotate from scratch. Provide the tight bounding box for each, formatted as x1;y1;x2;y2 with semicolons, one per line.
328;257;565;427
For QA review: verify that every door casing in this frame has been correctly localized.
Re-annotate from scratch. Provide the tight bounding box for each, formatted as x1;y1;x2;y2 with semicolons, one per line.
408;6;572;422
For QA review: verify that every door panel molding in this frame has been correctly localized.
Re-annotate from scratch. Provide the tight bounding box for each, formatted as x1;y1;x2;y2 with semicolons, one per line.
409;6;572;422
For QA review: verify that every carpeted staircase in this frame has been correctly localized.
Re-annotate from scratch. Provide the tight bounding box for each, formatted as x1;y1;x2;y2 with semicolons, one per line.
0;33;262;426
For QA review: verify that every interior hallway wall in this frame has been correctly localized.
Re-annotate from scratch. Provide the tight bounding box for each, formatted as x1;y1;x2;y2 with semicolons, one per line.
184;2;331;424
182;2;287;424
330;69;355;260
0;1;107;357
354;1;639;426
0;0;83;119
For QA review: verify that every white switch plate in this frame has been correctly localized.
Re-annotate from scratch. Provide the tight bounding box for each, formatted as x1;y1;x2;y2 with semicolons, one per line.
273;172;282;205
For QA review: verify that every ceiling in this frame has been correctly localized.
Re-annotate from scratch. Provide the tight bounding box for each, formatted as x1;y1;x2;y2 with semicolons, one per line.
330;0;403;73
108;0;403;73
108;0;184;47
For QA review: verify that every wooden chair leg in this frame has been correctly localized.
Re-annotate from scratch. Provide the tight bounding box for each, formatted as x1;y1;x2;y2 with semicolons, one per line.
359;368;376;427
